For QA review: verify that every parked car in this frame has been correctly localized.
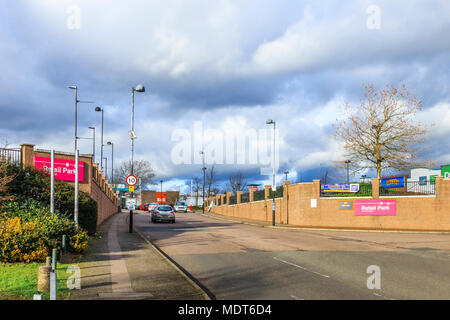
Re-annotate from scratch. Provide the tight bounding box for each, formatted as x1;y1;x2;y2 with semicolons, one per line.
142;203;149;211
174;201;187;212
148;202;159;212
151;205;175;223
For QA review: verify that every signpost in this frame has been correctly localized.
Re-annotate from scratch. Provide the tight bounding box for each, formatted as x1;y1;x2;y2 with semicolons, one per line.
381;176;406;189
355;200;396;216
322;184;360;193
441;165;450;179
126;175;137;233
126;198;136;210
34;156;84;182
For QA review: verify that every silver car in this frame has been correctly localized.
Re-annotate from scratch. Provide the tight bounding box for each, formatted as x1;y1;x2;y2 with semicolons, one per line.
174;201;187;212
151;205;176;223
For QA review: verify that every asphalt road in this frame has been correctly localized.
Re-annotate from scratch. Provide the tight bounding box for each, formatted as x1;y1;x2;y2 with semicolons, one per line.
134;211;450;300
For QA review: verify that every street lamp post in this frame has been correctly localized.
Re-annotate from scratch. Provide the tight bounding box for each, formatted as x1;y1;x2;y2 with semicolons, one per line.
95;107;104;170
266;119;276;226
200;151;206;214
284;170;289;181
345;160;351;183
160;180;163;203
88;126;95;163
130;84;145;178
107;141;114;185
103;157;108;181
129;84;145;233
68;86;79;227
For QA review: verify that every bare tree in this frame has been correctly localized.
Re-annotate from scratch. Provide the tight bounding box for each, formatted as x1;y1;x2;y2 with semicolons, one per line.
115;160;156;187
227;172;247;194
192;176;201;205
206;165;218;197
334;84;429;179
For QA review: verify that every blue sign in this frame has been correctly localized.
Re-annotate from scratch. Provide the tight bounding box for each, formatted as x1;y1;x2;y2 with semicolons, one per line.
323;184;360;193
381;176;405;189
419;176;427;186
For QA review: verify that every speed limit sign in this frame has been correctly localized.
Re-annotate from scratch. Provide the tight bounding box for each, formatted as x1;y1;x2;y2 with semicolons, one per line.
126;175;137;186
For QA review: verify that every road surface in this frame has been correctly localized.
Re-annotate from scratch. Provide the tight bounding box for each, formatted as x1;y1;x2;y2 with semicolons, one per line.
134;211;450;300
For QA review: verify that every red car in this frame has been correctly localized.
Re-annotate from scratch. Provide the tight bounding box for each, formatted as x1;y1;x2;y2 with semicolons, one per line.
140;203;149;211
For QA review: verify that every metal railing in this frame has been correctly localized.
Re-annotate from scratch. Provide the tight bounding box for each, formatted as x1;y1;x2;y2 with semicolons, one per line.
241;192;249;203
0;148;21;165
380;180;435;196
320;182;372;197
274;185;283;198
229;195;237;205
254;189;265;201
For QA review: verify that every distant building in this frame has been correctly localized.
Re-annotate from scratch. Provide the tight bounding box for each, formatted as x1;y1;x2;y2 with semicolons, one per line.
141;190;180;206
409;167;440;181
407;167;440;194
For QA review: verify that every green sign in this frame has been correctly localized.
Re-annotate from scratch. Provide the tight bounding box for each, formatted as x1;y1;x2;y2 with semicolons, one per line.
430;175;438;185
441;165;450;179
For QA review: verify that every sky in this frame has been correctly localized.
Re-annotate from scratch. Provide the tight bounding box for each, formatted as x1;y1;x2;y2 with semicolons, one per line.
1;0;450;193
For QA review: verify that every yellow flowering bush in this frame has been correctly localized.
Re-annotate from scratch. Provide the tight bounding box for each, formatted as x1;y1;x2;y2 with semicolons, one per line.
0;217;48;263
0;199;90;262
69;229;89;253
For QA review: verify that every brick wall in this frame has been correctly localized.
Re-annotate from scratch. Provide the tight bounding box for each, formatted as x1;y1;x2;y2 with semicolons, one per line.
141;190;180;206
210;177;450;232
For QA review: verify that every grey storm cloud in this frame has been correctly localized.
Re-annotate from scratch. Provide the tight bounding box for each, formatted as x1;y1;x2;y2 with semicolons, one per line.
1;0;450;189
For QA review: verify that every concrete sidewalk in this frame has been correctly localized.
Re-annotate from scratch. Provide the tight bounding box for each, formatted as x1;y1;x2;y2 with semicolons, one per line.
69;211;207;300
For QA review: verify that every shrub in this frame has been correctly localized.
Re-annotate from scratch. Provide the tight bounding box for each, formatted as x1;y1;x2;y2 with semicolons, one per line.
0;199;89;262
69;229;89;253
4;164;98;235
0;217;48;263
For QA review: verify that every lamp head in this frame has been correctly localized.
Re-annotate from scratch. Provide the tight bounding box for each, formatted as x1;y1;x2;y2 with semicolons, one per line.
88;126;95;129
95;106;102;112
107;141;112;145
68;86;77;90
266;119;274;124
134;84;145;92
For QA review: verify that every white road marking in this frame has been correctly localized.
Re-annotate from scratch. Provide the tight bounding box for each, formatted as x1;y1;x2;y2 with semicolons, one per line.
273;257;330;278
290;295;304;300
373;292;395;300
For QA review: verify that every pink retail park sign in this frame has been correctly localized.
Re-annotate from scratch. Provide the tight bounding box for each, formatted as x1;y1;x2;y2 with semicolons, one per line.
355;200;396;216
34;156;84;182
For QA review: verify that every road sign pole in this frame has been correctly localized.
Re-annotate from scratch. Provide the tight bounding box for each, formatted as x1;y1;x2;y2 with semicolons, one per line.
126;175;137;233
50;150;55;214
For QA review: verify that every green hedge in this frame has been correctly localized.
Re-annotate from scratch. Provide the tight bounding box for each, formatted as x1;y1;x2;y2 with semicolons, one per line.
4;164;98;235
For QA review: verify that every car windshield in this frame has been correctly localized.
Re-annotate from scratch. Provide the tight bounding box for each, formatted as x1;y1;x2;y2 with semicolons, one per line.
176;202;185;206
157;206;172;211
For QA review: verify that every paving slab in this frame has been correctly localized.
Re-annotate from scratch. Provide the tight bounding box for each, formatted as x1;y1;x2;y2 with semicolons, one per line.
69;211;206;300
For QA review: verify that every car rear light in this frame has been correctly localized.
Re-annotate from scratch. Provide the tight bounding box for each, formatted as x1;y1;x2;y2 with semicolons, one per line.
155;211;160;214
170;211;175;214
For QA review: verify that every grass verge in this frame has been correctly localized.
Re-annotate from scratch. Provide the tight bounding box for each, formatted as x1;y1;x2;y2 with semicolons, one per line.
0;262;76;300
